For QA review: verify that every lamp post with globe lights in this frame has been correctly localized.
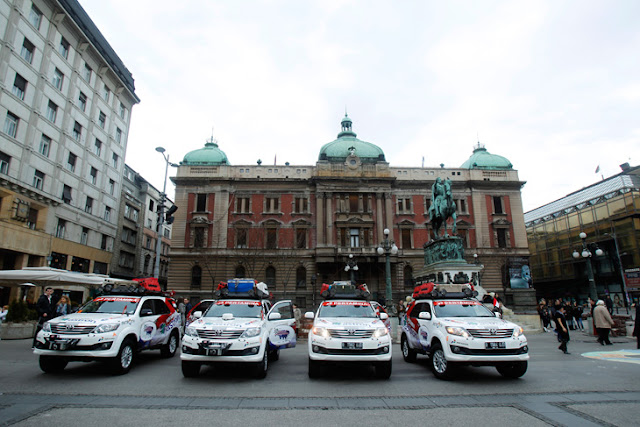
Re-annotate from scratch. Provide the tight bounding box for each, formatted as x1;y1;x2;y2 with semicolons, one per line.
344;254;359;284
572;232;603;301
377;228;398;306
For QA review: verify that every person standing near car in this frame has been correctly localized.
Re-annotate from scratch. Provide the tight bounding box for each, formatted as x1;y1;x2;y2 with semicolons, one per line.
632;302;639;349
594;299;615;345
554;305;570;354
34;287;56;347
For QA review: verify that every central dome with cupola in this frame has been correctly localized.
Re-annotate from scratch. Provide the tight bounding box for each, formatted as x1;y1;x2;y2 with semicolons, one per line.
318;114;386;163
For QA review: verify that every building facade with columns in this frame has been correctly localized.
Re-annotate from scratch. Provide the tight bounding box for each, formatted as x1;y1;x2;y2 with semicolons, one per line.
168;115;529;310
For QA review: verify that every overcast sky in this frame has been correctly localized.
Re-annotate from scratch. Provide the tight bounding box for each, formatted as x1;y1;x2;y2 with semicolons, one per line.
79;0;639;213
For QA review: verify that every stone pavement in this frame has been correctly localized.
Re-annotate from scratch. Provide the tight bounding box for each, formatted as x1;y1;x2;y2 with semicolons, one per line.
2;390;639;426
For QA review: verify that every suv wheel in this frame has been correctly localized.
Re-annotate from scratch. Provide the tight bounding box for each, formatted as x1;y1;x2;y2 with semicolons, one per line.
161;330;179;358
375;361;392;379
110;339;135;375
268;347;280;362
430;342;454;380
496;361;528;379
401;335;417;363
253;348;268;379
39;356;68;373
182;361;201;378
308;358;322;379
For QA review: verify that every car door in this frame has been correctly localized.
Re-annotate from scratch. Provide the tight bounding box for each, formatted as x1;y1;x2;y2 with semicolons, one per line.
266;300;296;349
405;301;431;351
138;298;161;349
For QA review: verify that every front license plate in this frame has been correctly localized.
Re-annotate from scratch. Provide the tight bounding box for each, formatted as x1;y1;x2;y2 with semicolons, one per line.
485;342;506;349
342;342;363;349
50;342;67;351
206;349;222;356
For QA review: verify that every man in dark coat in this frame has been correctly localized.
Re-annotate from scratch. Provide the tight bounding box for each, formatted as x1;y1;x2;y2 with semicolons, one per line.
632;303;639;350
554;305;570;354
33;287;56;347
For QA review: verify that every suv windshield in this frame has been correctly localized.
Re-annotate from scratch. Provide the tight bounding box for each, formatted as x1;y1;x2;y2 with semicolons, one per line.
433;301;495;318
317;302;376;318
78;297;139;315
205;301;263;318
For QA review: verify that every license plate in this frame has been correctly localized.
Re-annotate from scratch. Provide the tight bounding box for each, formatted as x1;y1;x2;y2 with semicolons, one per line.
206;348;222;356
342;342;363;349
50;342;67;351
485;342;506;349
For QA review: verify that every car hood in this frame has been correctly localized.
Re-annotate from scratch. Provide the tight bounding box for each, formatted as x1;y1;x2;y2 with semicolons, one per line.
47;312;129;325
313;317;386;329
190;317;263;330
437;316;520;329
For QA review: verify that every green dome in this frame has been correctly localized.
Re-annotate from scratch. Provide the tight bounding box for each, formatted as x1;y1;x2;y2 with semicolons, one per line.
181;140;230;166
318;114;385;163
460;144;512;170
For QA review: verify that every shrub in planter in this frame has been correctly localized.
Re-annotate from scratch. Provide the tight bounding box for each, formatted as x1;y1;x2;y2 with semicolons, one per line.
6;300;30;323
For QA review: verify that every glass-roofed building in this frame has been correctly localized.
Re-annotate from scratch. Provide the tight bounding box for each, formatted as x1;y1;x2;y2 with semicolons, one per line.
524;164;640;307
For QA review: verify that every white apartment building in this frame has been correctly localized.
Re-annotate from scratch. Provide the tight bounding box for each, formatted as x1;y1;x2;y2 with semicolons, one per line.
0;0;139;303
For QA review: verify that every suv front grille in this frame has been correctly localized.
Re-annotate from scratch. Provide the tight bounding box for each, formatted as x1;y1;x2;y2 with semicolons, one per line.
329;329;373;339
467;328;513;338
197;329;243;339
50;324;95;335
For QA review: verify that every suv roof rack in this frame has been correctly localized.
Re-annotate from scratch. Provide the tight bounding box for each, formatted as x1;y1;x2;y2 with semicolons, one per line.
321;282;371;301
412;283;478;300
96;283;167;297
213;279;270;300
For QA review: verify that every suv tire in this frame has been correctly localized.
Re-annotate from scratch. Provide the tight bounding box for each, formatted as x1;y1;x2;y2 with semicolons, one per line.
268;347;280;362
375;361;392;379
401;334;417;363
110;338;135;375
39;356;68;373
161;330;179;358
430;342;454;380
182;361;201;378
253;348;268;379
496;361;528;379
308;358;322;379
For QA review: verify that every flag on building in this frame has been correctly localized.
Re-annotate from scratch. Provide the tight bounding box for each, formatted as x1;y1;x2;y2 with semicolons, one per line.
595;165;600;173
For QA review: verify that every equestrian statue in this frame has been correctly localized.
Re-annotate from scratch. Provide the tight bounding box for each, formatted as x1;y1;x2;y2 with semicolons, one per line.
428;177;457;239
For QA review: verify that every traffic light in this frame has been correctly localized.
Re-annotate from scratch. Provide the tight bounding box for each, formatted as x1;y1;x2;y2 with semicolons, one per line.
165;205;178;224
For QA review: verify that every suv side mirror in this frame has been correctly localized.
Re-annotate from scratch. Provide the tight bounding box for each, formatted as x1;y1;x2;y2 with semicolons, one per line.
268;312;282;321
193;311;203;319
379;312;389;320
418;312;431;320
494;312;502;318
141;308;154;316
304;311;315;319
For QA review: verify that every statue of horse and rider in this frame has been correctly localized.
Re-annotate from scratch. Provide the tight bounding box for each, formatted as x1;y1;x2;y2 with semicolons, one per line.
428;177;457;239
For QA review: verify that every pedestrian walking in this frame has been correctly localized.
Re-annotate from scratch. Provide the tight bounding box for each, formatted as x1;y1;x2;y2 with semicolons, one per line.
178;298;186;327
573;301;584;330
605;295;613;314
554;305;571;354
593;300;615;345
56;295;71;317
538;300;551;332
34;287;57;347
632;302;639;350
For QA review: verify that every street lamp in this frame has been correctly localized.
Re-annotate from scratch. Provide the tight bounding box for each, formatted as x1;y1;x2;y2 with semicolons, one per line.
344;254;359;284
572;232;603;301
153;147;178;281
377;228;398;306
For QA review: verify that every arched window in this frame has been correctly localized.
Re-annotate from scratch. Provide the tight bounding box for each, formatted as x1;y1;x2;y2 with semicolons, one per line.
296;266;306;288
191;265;202;289
235;265;246;278
265;266;276;288
403;265;414;288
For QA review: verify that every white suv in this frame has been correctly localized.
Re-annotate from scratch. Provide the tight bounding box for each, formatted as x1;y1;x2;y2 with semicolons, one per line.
306;299;392;379
400;294;529;379
181;298;296;378
33;294;181;375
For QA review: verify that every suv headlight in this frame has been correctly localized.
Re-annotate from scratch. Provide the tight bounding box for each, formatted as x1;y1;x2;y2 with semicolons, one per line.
94;323;120;334
42;322;51;332
241;327;261;338
513;326;524;338
312;326;330;338
445;326;470;338
373;327;388;338
185;326;198;337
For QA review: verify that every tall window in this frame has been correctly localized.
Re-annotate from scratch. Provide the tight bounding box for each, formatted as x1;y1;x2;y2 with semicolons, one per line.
236;196;251;213
72;121;82;141
115;127;122;144
349;194;359;212
0;151;10;174
103;85;110;102
59;37;70;59
21;38;35;64
62;185;72;204
33;169;44;190
27;208;38;230
296;228;306;249
457;198;468;214
29;5;43;29
265;197;279;213
196;193;207;211
236;228;248;248
83;63;92;82
104;206;112;222
493;196;504;214
266;228;277;249
397;197;412;214
89;167;98;185
85;196;93;214
78;92;87;112
98;111;106;128
66;152;77;172
191;266;202;290
294;197;308;213
101;234;109;250
349;228;360;248
497;229;507;248
109;179;115;195
401;228;412;248
4;112;19;138
112;153;118;168
94;138;102;156
46;100;58;123
119;102;126;119
296;266;306;288
12;74;27;100
81;227;89;245
56;218;66;238
52;68;64;90
265;266;276;288
39;134;51;157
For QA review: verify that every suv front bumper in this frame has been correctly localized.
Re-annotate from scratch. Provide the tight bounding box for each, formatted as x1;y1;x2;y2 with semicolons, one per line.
443;335;529;363
180;334;265;363
307;334;392;362
33;331;120;358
